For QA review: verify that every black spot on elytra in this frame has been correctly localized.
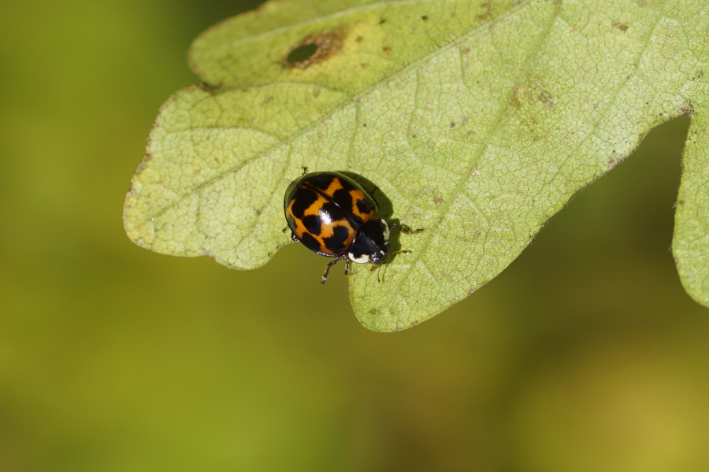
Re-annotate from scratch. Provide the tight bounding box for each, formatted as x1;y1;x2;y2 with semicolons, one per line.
323;226;351;254
338;176;357;191
321;201;342;219
302;215;322;235
356;198;371;215
291;188;318;218
308;173;337;190
298;232;321;253
332;188;353;212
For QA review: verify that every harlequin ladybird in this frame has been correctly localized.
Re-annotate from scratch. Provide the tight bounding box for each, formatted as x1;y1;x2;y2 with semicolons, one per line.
284;171;422;283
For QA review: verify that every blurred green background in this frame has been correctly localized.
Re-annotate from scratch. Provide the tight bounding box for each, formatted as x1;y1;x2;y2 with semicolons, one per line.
2;1;709;471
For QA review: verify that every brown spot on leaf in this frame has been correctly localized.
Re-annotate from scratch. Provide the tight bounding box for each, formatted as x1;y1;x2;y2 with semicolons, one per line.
283;28;348;68
679;104;695;115
383;46;392;57
477;1;492;19
510;86;522;109
539;90;554;108
612;20;628;31
421;15;429;21
608;157;621;170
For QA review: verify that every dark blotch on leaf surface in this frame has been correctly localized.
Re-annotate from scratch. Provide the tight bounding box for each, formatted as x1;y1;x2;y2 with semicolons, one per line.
612;20;629;31
286;43;318;63
283;28;347;68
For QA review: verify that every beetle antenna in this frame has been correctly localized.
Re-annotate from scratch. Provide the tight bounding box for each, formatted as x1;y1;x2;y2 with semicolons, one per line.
369;263;382;282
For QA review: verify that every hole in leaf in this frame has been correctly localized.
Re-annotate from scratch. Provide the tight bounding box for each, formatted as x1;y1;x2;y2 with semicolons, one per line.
286;43;318;64
283;28;347;68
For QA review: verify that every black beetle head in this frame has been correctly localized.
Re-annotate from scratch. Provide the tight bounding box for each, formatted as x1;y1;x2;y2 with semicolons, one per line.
347;219;390;265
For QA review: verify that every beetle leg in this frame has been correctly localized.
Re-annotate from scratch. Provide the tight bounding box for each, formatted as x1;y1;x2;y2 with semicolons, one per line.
302;166;308;176
321;258;340;284
389;224;424;235
344;259;352;276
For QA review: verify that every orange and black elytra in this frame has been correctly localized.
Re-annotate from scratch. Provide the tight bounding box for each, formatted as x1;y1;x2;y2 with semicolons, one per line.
284;171;423;283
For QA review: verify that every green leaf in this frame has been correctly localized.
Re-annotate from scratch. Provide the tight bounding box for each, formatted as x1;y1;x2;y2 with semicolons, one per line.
124;0;709;331
674;108;709;307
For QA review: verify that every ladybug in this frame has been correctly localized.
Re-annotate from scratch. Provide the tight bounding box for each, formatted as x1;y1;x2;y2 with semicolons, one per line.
284;170;422;283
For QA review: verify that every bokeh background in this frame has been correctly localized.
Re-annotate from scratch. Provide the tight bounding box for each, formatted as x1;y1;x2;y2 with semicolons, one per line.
2;1;709;471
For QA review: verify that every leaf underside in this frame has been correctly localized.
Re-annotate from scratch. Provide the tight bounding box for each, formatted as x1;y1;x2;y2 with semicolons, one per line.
124;0;709;331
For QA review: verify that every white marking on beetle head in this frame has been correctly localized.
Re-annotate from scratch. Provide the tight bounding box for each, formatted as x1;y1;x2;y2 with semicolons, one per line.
348;252;370;264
